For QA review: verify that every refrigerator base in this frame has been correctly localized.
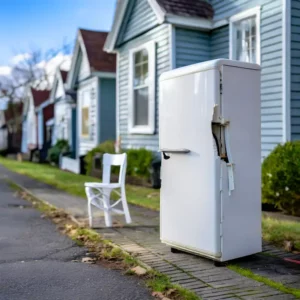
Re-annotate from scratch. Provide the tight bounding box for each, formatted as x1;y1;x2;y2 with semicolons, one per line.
161;239;223;262
162;239;261;262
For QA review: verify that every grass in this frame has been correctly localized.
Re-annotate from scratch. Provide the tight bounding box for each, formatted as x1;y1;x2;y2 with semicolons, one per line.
229;265;300;299
262;217;300;251
147;271;200;300
0;157;160;210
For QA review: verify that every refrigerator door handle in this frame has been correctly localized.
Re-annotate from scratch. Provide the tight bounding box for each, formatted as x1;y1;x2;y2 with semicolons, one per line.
159;148;190;154
159;149;190;160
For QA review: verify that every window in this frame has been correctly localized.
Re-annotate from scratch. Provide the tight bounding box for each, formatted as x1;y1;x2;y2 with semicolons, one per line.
81;90;90;137
46;125;53;143
129;41;156;134
230;7;260;64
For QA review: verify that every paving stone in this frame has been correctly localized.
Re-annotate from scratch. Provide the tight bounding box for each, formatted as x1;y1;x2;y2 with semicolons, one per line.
241;291;286;300
177;280;207;289
261;294;295;300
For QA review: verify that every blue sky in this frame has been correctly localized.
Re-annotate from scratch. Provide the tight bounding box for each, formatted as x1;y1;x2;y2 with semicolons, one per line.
0;0;116;67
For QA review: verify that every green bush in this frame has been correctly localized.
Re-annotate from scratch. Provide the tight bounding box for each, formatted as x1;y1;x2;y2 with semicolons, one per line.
85;141;154;179
84;140;115;175
126;148;153;179
47;139;70;165
262;141;300;216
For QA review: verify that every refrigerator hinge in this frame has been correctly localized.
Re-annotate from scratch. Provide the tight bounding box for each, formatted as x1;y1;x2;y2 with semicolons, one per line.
220;79;223;95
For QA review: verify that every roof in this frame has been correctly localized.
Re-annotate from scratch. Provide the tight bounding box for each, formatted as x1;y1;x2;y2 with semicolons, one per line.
4;102;23;122
31;88;50;107
79;29;116;72
43;103;54;122
156;0;213;19
104;0;215;53
60;70;68;83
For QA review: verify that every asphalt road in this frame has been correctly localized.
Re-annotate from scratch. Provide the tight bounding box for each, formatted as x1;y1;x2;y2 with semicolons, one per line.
0;179;152;300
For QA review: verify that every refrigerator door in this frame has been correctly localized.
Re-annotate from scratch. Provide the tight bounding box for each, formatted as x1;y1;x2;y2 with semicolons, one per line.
160;69;222;259
220;65;261;261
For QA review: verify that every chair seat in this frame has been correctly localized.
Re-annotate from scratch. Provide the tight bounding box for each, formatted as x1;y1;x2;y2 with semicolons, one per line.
85;182;121;189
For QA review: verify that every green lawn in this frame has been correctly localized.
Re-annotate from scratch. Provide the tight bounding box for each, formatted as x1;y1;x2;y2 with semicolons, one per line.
0;157;160;211
262;217;300;251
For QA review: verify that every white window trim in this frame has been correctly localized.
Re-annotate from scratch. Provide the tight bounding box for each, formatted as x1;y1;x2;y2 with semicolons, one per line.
229;6;261;65
128;41;156;134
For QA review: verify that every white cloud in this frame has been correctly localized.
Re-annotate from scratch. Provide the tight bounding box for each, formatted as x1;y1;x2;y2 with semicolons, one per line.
10;53;31;65
34;52;72;89
0;66;11;76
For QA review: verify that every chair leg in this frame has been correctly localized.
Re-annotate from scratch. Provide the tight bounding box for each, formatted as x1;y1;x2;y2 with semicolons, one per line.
121;187;132;224
85;187;93;228
103;190;112;227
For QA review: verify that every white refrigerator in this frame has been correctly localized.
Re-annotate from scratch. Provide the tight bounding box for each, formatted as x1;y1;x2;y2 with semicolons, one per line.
159;59;261;262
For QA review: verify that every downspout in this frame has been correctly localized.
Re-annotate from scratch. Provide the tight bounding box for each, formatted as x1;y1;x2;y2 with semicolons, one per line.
282;0;291;142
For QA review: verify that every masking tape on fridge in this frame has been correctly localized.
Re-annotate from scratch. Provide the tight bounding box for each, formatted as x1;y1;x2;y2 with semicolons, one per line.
224;125;235;195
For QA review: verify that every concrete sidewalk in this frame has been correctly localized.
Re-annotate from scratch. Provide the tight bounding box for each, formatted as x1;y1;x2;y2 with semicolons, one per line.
1;164;300;300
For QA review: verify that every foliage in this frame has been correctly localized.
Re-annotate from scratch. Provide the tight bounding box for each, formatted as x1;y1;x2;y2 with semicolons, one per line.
85;141;154;180
0;157;160;210
126;148;154;179
262;141;300;216
262;217;300;251
47;139;69;165
84;140;116;176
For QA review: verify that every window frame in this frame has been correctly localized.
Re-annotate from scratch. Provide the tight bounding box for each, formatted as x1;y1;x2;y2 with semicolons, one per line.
229;6;261;65
128;41;156;134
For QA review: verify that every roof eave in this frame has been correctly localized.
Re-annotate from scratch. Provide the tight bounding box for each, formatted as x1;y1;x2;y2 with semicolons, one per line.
104;0;129;53
166;14;212;30
104;0;166;53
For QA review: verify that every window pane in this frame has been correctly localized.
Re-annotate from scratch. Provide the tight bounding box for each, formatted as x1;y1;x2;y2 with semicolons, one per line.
134;65;141;86
141;49;148;63
82;107;89;136
134;87;148;126
234;16;257;64
134;49;149;87
134;51;141;65
251;48;256;64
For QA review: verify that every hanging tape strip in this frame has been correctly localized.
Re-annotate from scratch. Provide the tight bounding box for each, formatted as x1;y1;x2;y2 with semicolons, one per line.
224;124;235;195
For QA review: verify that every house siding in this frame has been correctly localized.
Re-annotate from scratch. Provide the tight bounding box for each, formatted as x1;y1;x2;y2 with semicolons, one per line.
291;0;300;140
175;28;211;68
117;0;159;46
117;23;170;150
210;0;283;159
211;26;229;59
99;78;116;143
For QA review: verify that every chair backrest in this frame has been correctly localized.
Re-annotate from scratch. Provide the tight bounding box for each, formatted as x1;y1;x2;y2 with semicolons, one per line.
102;153;127;185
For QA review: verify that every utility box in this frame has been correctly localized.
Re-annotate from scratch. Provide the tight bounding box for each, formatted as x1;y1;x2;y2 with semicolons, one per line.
159;59;261;262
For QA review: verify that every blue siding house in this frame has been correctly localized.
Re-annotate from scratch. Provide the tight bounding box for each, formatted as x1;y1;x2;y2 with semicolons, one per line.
104;0;296;159
61;29;116;174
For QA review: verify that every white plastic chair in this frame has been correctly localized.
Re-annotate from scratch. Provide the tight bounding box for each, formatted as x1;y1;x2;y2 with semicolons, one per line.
85;153;132;227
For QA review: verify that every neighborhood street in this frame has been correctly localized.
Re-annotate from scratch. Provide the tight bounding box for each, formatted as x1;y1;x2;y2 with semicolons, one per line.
0;179;152;300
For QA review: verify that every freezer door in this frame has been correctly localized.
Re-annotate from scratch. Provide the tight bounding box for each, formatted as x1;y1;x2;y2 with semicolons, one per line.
220;65;261;261
159;69;222;258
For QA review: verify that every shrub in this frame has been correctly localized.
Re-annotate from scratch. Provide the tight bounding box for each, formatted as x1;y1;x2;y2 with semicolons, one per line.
47;139;70;165
85;141;154;180
126;148;153;179
84;140;115;175
262;141;300;216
